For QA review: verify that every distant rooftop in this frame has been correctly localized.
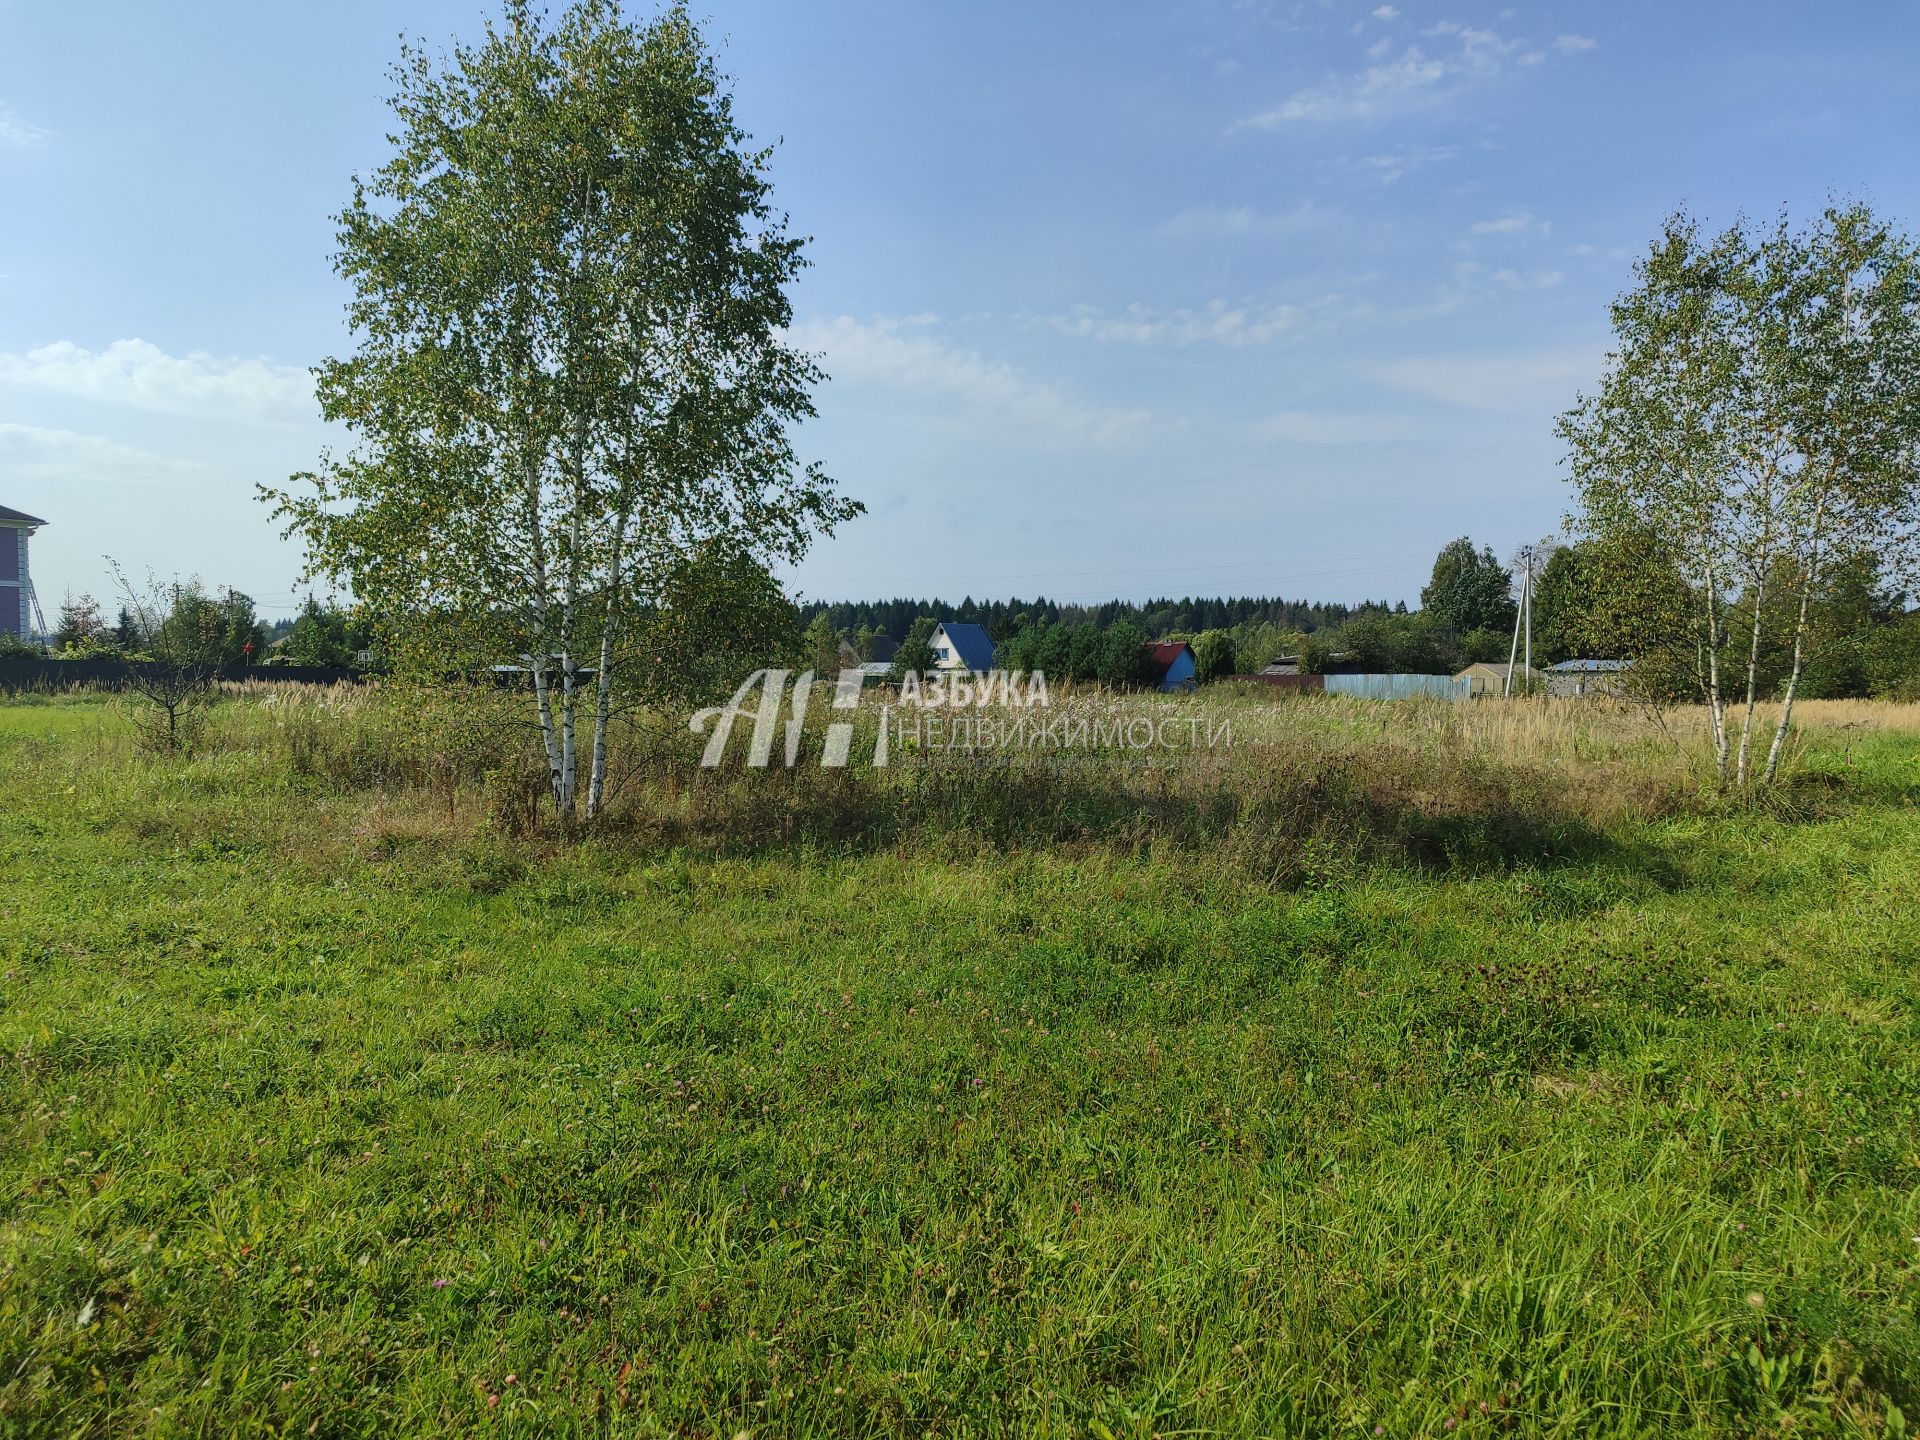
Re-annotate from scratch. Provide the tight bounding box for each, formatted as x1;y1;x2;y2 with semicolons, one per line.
0;505;48;527
1545;658;1630;673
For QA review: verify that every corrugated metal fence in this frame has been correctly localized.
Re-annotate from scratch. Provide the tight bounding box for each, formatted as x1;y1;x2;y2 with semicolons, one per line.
1324;673;1471;701
1242;673;1469;701
1328;675;1474;702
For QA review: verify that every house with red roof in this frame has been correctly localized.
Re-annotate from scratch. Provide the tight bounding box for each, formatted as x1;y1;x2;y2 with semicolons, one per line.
1145;640;1197;692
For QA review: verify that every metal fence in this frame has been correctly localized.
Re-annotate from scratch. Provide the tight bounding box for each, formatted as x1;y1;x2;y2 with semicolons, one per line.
1322;673;1471;702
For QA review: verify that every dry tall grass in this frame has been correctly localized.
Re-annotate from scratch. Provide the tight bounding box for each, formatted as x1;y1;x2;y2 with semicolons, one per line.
43;680;1916;880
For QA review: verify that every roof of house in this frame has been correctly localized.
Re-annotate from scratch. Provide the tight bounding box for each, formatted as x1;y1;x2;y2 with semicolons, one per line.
1264;651;1364;676
866;634;897;663
1456;661;1543;679
1146;640;1193;680
933;621;995;670
1545;658;1630;673
0;504;48;527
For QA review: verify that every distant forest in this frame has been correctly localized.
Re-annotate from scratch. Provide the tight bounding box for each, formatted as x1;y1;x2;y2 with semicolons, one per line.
794;595;1394;645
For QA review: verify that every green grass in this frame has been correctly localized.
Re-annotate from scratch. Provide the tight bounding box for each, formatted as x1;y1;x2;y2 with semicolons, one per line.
1;695;1918;1436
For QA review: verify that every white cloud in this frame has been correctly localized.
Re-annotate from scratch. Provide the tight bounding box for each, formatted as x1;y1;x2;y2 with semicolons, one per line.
1350;143;1460;183
1241;47;1456;126
1367;347;1601;411
1049;299;1301;346
1372;5;1400;18
790;315;1150;448
0;423;205;481
1252;410;1412;445
1486;266;1564;289
1468;209;1549;238
1238;18;1593;127
1157;201;1339;240
0;103;50;148
1380;260;1565;323
0;339;311;421
1554;34;1599;53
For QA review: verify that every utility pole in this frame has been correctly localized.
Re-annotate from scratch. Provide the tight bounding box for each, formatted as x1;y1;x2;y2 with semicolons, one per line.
1523;566;1532;680
1504;569;1525;697
1505;537;1556;697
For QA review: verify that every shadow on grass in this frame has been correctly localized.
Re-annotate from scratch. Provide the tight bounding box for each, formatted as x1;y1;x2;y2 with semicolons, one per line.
580;747;1674;888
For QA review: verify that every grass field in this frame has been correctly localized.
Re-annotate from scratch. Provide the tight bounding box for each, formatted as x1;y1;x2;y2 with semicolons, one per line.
1;688;1917;1437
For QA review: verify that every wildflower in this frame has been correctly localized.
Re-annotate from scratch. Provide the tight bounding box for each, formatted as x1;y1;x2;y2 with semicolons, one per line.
432;1278;450;1289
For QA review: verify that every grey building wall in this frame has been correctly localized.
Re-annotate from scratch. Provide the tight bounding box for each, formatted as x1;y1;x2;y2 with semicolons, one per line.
0;526;24;638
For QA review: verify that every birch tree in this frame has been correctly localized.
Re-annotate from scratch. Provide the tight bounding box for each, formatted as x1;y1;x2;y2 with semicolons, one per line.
1559;204;1920;787
1560;214;1753;782
266;1;858;821
1748;207;1920;780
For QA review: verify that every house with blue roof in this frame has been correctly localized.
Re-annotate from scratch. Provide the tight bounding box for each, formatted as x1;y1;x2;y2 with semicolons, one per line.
930;621;995;674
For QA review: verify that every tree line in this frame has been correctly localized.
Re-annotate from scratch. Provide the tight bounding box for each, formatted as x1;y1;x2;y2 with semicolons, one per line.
795;594;1379;651
23;589;373;670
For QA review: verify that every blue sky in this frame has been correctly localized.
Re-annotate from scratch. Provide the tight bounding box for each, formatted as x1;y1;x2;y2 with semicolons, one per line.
2;1;1915;619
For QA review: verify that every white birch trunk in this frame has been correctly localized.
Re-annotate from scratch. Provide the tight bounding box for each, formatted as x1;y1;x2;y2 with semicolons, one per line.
1733;571;1766;789
524;457;566;813
1763;517;1826;785
1700;555;1730;785
586;507;630;820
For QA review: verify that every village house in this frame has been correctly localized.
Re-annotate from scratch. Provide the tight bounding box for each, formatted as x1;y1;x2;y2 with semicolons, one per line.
1147;640;1197;692
837;635;896;671
1455;661;1545;697
0;505;47;640
930;621;994;675
1545;658;1630;698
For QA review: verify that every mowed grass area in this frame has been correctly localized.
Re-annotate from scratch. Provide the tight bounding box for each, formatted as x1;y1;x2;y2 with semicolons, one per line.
1;693;1918;1437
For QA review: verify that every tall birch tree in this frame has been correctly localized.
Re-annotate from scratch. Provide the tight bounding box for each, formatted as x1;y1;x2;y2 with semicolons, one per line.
1559;204;1920;787
266;1;859;820
1747;207;1920;779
